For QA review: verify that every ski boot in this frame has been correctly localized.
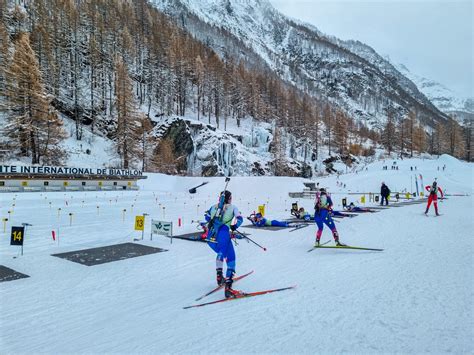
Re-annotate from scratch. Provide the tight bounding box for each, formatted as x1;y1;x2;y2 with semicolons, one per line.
314;239;320;247
216;268;225;286
333;230;345;247
224;278;244;298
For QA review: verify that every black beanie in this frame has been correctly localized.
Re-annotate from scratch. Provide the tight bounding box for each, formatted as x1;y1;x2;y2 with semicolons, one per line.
221;190;232;203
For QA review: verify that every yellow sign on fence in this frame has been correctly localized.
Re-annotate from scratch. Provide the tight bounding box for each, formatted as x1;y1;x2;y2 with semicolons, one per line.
135;216;145;231
258;205;265;217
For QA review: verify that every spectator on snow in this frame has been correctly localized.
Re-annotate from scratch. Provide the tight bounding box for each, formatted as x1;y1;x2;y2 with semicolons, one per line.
380;182;390;206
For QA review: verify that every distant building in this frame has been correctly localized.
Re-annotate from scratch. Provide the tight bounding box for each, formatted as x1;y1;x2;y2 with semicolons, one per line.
0;165;146;193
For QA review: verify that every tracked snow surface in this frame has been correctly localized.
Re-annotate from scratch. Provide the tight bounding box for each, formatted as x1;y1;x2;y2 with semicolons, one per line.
0;154;472;353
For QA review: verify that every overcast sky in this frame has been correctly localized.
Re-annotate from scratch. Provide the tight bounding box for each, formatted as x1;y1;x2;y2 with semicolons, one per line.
269;0;473;98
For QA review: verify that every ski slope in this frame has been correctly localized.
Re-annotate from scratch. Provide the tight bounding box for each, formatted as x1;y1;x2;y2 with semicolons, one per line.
0;155;472;353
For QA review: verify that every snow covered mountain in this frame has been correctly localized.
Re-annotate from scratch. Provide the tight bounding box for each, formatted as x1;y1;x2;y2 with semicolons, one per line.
397;64;473;124
152;0;449;128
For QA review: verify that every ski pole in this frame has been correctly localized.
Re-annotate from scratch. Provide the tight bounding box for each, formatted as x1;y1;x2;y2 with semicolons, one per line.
235;230;267;251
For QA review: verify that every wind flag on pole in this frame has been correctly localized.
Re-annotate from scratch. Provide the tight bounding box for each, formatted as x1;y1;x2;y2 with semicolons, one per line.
415;174;419;196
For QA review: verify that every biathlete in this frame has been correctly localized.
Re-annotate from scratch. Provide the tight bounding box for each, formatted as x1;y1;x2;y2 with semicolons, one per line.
343;202;375;213
291;206;313;221
424;181;443;216
314;188;344;246
248;213;290;227
203;190;244;298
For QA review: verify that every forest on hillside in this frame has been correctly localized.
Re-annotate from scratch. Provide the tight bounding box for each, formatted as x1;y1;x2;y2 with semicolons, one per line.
0;0;471;172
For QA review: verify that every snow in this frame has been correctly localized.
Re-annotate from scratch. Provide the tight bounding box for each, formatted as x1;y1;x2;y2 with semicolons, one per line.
0;155;473;353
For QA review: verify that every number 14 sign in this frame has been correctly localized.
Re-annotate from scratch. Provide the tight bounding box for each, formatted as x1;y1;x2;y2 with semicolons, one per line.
11;226;25;246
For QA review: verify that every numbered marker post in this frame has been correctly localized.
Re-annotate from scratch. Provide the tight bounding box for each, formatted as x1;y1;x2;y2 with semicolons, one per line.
11;226;25;256
11;223;30;256
135;215;145;240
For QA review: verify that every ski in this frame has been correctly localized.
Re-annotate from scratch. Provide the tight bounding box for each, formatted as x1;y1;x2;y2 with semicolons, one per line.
289;224;309;232
312;245;383;252
194;270;254;301
185;285;296;309
307;240;331;252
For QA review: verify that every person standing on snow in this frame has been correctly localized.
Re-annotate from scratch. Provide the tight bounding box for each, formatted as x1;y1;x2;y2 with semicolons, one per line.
424;181;444;216
380;182;390;205
203;190;244;298
314;188;344;247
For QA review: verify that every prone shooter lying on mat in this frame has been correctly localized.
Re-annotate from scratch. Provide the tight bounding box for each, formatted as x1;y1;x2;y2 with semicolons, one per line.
248;213;292;227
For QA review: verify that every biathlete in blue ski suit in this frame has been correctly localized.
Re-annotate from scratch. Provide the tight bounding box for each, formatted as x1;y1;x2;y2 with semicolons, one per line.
330;210;353;217
249;213;290;227
204;190;244;298
314;188;344;246
344;203;374;213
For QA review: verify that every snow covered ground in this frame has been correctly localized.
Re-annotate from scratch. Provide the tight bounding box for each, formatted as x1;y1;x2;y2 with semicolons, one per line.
0;154;472;353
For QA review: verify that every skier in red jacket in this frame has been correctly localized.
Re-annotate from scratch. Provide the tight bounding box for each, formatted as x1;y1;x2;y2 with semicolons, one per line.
424;180;444;216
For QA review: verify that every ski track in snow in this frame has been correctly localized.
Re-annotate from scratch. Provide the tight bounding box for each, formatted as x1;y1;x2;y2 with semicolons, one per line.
0;155;473;353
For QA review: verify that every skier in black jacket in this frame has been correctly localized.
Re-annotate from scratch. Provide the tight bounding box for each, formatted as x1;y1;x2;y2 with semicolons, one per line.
380;182;390;205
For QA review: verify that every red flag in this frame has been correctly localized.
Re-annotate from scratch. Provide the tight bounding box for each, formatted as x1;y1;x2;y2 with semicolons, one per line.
51;230;56;241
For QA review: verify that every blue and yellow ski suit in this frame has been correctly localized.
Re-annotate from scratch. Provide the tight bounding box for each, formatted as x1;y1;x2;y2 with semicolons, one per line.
205;203;243;279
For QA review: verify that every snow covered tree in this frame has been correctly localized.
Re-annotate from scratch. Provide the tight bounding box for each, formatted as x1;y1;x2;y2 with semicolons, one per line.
271;126;287;176
0;21;9;88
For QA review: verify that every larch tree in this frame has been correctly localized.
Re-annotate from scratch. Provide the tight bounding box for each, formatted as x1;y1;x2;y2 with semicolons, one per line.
152;137;177;174
334;109;348;155
114;56;141;169
407;110;416;157
4;32;66;164
382;112;396;155
413;124;426;154
447;118;465;158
